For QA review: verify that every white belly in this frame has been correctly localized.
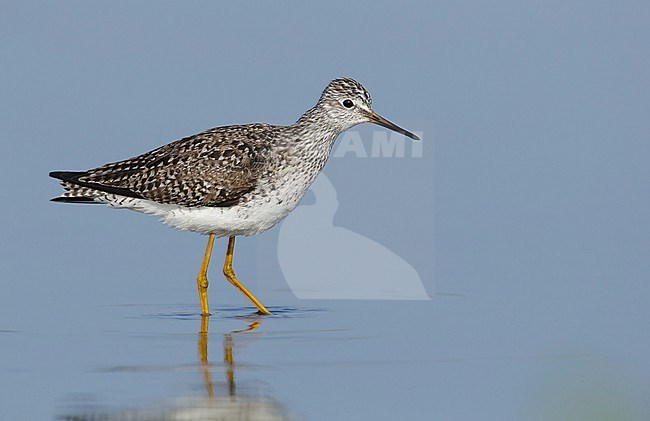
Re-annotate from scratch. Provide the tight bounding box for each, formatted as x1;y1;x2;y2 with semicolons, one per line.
98;174;313;236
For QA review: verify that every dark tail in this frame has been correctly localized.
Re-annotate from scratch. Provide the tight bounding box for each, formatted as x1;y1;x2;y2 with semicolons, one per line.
50;170;100;204
50;196;98;204
49;170;143;201
49;171;86;183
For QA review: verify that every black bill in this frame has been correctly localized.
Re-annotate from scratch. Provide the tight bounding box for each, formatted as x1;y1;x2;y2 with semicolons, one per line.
367;112;420;141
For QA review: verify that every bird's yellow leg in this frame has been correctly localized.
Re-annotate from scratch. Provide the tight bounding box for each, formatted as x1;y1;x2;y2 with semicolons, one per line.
223;236;271;315
196;234;215;316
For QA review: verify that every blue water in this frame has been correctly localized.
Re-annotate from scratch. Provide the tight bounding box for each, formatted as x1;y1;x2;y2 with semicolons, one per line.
2;289;648;420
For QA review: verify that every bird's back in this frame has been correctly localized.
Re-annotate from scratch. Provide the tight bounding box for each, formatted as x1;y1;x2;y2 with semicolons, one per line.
51;123;279;208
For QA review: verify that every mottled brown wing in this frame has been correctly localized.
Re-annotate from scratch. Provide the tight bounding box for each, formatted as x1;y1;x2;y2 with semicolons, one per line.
73;125;271;207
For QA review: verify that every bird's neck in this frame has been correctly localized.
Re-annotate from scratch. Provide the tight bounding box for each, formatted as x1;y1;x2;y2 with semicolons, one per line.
273;105;343;183
293;104;344;143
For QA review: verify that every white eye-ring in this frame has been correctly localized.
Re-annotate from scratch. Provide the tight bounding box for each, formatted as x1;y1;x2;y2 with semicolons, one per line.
342;99;354;108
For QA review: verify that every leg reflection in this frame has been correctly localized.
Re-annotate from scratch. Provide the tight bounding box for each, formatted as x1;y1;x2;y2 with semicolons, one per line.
60;315;283;419
198;315;214;399
224;333;235;399
197;316;263;402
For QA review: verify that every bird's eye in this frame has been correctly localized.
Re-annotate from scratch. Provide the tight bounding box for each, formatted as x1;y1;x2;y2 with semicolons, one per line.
342;99;354;108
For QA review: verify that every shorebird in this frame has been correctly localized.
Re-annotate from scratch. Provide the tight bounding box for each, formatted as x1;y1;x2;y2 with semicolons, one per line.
50;78;419;316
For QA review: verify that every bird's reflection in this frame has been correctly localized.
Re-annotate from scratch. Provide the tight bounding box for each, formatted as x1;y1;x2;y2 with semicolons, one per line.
61;315;289;420
198;315;263;402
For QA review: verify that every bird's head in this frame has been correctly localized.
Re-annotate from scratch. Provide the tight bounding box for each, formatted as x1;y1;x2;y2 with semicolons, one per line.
317;78;419;140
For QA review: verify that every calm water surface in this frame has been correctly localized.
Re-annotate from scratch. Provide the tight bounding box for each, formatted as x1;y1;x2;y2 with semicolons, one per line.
2;290;647;420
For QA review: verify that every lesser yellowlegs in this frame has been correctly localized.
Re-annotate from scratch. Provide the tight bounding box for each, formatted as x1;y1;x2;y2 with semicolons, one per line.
50;78;419;316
